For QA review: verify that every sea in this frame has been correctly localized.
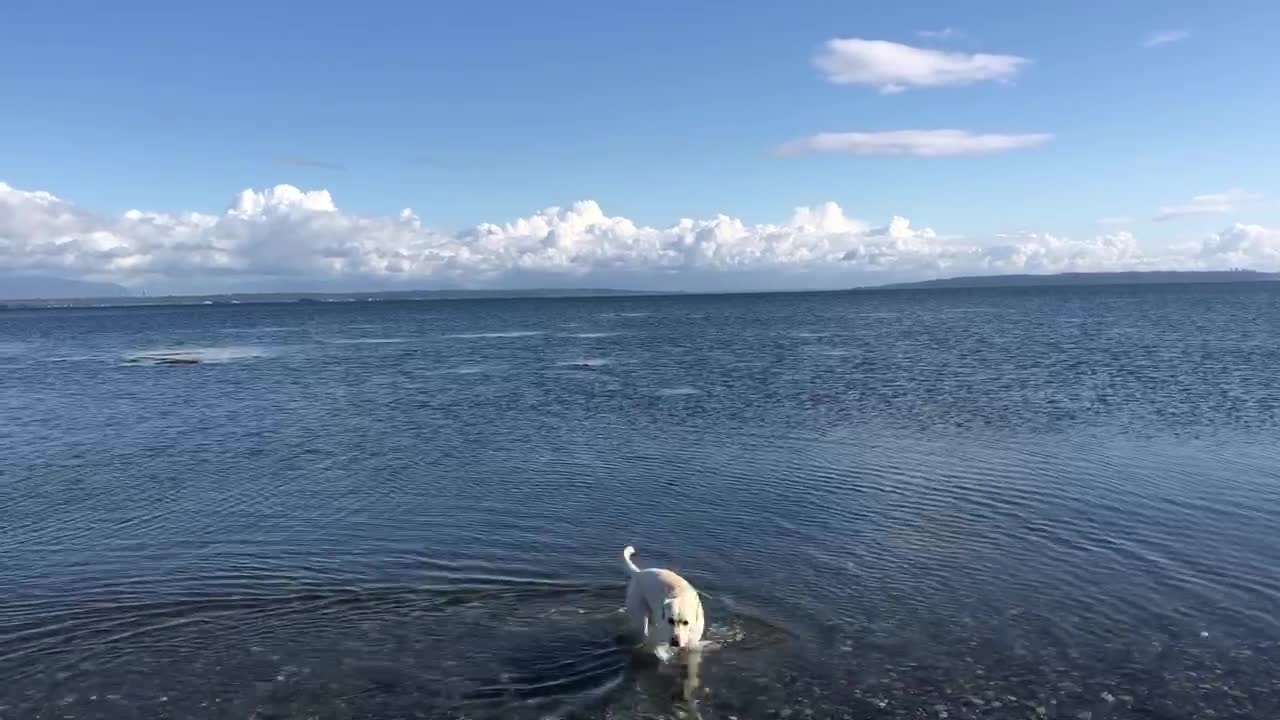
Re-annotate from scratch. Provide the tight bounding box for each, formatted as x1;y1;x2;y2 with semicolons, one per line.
1;284;1278;719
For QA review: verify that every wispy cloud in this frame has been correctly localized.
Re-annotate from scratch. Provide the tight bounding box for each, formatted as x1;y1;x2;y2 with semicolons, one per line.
409;155;462;172
775;129;1053;157
1154;189;1261;221
273;155;346;171
1142;30;1190;48
917;28;959;40
814;37;1027;94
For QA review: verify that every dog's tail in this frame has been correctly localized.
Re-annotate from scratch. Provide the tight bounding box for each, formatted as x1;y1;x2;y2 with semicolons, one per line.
622;545;641;574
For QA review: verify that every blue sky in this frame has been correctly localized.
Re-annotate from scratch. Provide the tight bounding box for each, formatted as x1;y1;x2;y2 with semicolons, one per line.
1;0;1278;293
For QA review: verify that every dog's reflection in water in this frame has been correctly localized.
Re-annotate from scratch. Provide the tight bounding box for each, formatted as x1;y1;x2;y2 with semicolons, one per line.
627;641;708;712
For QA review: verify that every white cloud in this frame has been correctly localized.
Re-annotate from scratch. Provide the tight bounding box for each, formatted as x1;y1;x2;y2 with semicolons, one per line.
1143;30;1190;48
1198;223;1280;267
814;38;1027;94
1153;189;1261;222
775;130;1053;157
976;230;1150;273
2;180;1277;295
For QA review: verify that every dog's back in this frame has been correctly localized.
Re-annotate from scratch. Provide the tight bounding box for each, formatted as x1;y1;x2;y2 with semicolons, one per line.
623;546;694;595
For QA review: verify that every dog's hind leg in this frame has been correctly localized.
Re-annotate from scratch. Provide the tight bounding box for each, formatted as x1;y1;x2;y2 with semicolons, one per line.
624;584;650;643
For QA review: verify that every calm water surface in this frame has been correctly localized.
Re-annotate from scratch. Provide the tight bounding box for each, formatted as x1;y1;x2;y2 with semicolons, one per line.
2;285;1279;719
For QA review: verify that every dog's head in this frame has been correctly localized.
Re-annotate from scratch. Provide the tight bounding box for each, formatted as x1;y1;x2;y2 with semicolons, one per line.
658;591;705;649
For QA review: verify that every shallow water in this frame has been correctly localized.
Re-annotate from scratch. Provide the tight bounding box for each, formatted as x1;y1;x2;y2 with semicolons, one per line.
2;285;1280;719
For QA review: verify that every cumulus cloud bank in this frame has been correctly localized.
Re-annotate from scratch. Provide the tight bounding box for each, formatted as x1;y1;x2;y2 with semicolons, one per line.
1;181;1277;294
814;38;1027;94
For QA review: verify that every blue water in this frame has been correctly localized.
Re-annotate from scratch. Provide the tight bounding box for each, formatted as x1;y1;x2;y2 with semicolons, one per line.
2;285;1279;719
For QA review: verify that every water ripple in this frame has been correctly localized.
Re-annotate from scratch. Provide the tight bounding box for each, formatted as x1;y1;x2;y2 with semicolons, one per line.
3;285;1280;718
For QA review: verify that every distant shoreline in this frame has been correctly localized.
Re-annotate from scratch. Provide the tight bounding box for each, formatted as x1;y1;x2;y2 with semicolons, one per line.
0;287;677;309
3;270;1277;308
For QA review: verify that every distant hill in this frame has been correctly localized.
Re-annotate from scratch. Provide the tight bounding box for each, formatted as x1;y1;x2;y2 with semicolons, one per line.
0;275;133;301
873;270;1280;290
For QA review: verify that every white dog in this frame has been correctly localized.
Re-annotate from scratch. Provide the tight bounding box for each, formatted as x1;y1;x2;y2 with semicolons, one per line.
622;545;706;652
